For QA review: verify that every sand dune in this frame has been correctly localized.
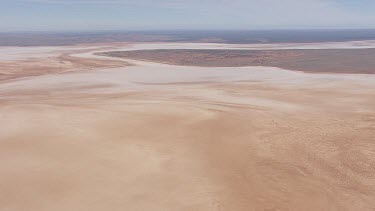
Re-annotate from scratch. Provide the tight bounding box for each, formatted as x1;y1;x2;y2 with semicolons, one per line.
0;42;375;211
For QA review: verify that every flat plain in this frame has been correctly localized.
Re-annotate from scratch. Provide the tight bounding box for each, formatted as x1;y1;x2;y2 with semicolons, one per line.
0;41;375;211
101;48;375;74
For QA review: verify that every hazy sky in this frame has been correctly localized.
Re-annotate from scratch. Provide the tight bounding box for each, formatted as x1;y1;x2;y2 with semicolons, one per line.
1;0;375;31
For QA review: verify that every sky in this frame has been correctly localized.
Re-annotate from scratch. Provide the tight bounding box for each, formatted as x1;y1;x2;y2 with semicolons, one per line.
1;0;375;31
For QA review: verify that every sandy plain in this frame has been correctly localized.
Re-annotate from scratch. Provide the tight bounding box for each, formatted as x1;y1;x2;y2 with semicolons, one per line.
0;41;375;211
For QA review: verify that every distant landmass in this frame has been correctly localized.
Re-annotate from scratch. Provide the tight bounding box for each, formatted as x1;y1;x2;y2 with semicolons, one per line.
1;29;375;46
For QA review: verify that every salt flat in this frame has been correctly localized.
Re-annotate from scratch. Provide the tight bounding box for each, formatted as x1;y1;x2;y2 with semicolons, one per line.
0;42;375;211
100;40;375;51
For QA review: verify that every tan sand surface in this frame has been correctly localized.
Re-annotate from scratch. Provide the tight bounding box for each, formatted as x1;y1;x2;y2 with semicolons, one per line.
0;42;375;211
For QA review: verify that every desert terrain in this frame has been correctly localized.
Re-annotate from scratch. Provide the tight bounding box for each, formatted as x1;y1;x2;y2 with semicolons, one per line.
1;41;375;211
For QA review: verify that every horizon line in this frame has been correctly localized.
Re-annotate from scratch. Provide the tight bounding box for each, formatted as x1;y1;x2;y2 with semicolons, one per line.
2;28;375;34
